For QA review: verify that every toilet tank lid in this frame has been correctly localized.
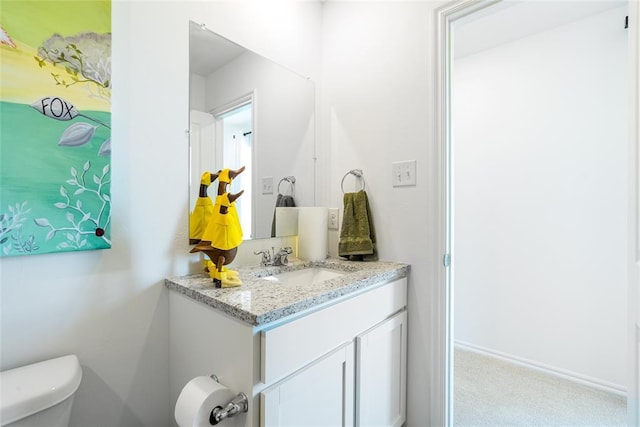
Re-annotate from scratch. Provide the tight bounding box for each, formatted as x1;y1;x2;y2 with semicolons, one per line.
0;355;82;426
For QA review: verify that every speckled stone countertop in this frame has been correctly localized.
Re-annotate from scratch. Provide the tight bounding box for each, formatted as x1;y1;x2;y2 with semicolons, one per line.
165;258;409;327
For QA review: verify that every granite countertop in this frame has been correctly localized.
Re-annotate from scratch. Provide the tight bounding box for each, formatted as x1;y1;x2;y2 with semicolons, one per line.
165;257;409;327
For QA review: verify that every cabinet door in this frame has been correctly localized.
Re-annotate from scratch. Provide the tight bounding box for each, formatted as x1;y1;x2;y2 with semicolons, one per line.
356;311;407;427
261;342;354;427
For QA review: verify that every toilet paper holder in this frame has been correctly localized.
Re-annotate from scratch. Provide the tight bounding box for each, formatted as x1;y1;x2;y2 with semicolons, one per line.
208;375;248;425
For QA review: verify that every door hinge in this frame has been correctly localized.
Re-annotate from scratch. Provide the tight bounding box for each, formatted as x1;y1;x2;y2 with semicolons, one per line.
443;253;451;267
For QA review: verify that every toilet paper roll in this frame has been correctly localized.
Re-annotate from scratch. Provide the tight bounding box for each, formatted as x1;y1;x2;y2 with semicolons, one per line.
175;376;235;427
297;207;328;261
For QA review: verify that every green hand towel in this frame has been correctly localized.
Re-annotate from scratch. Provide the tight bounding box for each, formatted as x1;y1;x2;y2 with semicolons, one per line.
338;190;377;261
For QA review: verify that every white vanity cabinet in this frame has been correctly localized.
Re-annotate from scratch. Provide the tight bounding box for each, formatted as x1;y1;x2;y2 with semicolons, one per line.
260;310;408;427
356;311;407;427
261;342;355;427
258;277;407;427
168;269;407;427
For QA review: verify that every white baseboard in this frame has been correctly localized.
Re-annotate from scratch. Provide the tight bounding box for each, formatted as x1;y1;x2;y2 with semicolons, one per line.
455;340;627;397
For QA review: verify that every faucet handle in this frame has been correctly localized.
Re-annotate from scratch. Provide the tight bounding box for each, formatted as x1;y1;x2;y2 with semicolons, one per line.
272;247;293;266
253;250;271;266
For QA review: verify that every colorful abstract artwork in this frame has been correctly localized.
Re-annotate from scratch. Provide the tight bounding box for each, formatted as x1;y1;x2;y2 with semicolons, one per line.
0;1;111;257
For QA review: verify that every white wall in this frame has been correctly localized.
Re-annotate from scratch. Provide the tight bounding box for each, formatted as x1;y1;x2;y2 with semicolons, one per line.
453;7;628;389
0;2;321;426
321;2;444;425
205;51;316;238
190;73;206;112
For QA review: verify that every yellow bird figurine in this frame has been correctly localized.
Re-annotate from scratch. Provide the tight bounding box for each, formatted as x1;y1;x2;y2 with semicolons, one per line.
190;166;245;288
189;171;218;244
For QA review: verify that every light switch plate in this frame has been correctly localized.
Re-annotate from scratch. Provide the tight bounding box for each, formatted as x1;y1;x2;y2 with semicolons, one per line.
262;176;274;194
392;160;417;187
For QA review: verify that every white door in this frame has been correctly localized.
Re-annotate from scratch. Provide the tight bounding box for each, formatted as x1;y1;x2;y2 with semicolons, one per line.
629;2;640;422
356;311;407;427
189;109;216;211
261;342;355;427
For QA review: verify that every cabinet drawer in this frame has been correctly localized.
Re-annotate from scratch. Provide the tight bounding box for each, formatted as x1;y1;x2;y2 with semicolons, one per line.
261;277;407;385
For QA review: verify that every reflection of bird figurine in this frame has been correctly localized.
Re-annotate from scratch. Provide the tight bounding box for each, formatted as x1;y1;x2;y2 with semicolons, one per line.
189;171;218;244
190;166;245;288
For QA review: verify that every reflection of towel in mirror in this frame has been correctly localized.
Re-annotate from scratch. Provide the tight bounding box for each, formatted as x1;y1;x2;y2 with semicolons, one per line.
271;194;296;237
339;190;377;261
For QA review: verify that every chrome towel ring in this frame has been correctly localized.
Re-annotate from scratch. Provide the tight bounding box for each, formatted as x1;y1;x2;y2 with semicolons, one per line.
341;169;366;194
278;176;296;196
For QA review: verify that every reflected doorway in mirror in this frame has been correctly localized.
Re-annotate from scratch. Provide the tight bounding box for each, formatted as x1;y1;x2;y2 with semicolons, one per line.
190;94;254;240
213;99;253;239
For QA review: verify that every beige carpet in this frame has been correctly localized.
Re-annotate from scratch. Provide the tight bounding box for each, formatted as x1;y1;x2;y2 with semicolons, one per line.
454;348;627;426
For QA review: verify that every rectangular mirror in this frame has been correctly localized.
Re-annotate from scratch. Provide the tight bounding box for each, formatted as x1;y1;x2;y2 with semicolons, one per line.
189;21;316;240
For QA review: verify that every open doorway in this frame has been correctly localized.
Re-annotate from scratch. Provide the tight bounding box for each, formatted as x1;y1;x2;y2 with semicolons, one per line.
213;101;254;238
434;0;639;425
190;98;254;239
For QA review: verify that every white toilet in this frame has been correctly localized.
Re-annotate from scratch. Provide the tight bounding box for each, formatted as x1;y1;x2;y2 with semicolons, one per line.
0;355;82;427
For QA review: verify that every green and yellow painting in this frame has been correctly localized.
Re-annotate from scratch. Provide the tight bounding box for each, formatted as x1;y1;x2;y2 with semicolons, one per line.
0;1;111;257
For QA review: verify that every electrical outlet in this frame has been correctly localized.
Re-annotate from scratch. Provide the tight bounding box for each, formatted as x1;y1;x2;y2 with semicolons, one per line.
262;176;274;194
392;160;417;187
328;208;339;230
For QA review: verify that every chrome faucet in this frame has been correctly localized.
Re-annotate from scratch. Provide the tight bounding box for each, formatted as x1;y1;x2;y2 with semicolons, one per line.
253;249;272;266
273;247;293;266
254;247;292;266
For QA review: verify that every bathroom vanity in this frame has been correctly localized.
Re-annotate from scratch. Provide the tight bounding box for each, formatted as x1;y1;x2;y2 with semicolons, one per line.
166;258;409;427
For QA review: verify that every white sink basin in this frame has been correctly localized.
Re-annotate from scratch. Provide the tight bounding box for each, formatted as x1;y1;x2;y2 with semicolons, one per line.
263;267;346;285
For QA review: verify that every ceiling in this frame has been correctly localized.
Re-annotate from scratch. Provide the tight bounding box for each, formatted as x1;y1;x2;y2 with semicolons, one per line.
189;4;627;73
453;1;626;58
